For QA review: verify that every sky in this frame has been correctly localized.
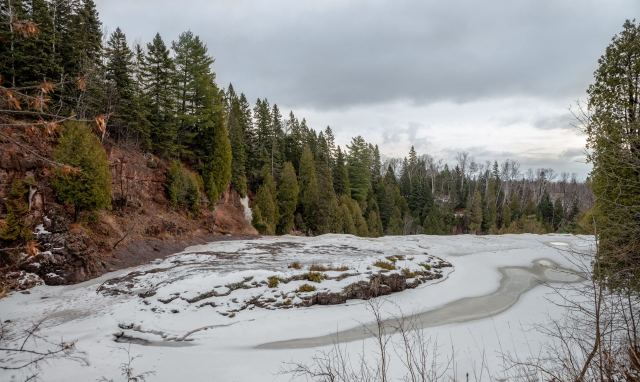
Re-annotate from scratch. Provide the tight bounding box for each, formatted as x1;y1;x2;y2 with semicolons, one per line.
95;0;640;179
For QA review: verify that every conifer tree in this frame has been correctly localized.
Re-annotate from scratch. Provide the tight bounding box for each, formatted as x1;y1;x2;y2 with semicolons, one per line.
587;20;640;287
201;91;232;203
298;145;319;234
52;122;111;220
270;104;284;177
552;198;564;231
105;27;135;141
277;162;298;234
129;43;151;148
337;195;357;235
469;189;483;234
347;136;372;204
21;0;57;85
172;31;218;160
0;178;32;243
333;146;350;196
143;33;176;157
254;167;278;234
226;85;248;196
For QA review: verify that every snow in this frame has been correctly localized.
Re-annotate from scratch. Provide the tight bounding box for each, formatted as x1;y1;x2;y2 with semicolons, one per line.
0;234;594;382
240;196;252;223
34;223;51;237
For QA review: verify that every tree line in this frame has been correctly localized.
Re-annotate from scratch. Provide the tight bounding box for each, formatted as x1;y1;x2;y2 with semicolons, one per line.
0;0;593;239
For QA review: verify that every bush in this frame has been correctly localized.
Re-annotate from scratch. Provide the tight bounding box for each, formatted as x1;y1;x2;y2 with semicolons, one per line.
267;276;280;288
52;121;111;220
0;178;32;243
373;260;396;270
288;261;302;270
305;272;326;283
166;161;201;213
298;284;316;293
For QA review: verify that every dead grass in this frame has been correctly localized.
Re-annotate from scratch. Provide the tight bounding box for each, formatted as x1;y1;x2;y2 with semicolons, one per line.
298;284;316;293
305;272;326;283
267;276;280;288
374;260;396;270
309;263;349;272
288;261;302;270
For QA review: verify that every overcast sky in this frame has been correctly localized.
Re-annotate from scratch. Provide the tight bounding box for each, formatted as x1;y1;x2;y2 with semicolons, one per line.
96;0;639;179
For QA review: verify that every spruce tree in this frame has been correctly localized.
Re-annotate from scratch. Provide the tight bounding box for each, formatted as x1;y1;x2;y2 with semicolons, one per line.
277;162;298;234
143;33;176;157
105;27;135;141
226;85;248;196
298;145;319;234
587;20;640;287
0;178;32;243
201;92;232;204
52;121;111;220
337;196;357;235
347;136;372;204
469;189;483;234
333;146;350;196
254;167;278;234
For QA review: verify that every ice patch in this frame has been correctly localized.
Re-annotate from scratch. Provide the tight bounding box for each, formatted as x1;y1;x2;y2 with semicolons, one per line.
240;196;252;223
34;224;50;237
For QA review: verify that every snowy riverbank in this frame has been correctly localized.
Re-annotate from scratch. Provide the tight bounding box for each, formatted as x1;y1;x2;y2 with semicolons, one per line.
0;234;593;381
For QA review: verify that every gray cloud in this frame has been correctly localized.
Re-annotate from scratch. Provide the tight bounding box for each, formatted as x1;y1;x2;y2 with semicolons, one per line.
94;0;635;178
96;0;638;109
439;146;589;179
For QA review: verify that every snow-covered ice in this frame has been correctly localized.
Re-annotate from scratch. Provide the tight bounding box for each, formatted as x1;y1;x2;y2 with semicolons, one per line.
0;234;594;381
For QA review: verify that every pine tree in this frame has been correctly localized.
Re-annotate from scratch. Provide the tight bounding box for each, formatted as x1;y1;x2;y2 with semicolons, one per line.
283;111;303;171
277;162;298;234
254;167;278;234
552;198;564;231
251;98;272;183
172;31;217;159
52;121;111;220
469;189;483;234
21;0;58;85
314;134;338;233
0;178;32;243
347;136;372;204
337;195;356;235
201;91;232;204
270;104;284;178
129;43;151;148
105;27;135;141
333;146;350;196
69;0;104;117
226;85;248;196
537;191;554;228
298;145;319;234
587;20;640;288
143;33;176;157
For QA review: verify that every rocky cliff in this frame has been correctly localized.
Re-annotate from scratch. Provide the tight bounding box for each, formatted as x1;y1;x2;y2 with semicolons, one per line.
0;125;257;292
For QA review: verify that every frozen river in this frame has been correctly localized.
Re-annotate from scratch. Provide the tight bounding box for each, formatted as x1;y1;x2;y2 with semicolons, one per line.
0;234;594;381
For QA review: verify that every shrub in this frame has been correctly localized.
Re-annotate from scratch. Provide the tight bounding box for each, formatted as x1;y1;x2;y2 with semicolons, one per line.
0;178;32;243
166;160;201;213
52;121;111;220
298;284;316;293
419;263;432;271
305;272;326;283
401;268;419;278
267;276;280;288
309;264;349;272
373;260;396;270
288;261;302;270
309;264;329;272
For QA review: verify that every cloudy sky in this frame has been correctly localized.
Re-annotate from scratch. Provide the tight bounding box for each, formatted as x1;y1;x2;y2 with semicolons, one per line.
96;0;639;179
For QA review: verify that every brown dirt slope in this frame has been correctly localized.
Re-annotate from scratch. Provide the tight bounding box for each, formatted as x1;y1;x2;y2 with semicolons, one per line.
0;125;257;291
